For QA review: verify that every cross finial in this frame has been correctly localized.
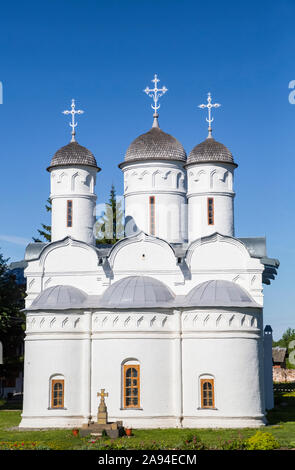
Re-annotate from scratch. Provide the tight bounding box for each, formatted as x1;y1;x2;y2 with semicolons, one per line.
198;92;221;138
62;99;84;142
144;74;168;128
97;388;108;401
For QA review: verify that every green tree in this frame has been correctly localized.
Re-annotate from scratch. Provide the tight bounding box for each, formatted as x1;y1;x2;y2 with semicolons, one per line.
0;251;25;387
273;328;295;349
273;327;295;369
95;184;124;244
33;198;51;242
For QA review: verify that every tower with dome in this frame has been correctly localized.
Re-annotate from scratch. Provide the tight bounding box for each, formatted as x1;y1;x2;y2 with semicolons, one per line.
19;78;279;429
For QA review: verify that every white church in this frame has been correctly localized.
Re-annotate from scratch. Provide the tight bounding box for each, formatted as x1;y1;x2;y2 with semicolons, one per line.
20;76;279;429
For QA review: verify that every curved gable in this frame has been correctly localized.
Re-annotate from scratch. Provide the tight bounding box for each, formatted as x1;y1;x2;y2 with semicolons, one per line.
187;233;261;271
109;232;178;273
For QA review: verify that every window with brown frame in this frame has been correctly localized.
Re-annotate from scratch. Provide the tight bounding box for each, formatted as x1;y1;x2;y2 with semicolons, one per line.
207;198;214;225
149;196;155;235
67;200;73;227
51;379;64;408
201;378;215;409
123;364;140;408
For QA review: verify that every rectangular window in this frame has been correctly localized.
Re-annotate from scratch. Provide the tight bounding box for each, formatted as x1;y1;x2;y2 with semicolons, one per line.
51;379;64;408
207;198;214;225
149;196;155;235
123;365;140;408
67;200;73;227
201;378;215;409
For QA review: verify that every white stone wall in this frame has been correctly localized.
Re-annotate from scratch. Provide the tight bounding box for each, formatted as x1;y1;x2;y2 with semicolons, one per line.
50;166;98;245
122;161;187;243
20;307;266;429
187;162;235;242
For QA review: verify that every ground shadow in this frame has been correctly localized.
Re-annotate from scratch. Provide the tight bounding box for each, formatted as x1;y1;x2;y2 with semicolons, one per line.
267;389;295;424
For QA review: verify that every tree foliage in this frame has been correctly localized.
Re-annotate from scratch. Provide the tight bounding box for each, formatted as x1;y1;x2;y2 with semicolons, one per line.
0;250;25;379
273;327;295;369
33;198;51;242
95;184;124;244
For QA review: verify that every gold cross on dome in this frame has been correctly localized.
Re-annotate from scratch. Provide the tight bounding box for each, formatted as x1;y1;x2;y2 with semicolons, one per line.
62;99;84;142
198;92;221;137
144;74;168;120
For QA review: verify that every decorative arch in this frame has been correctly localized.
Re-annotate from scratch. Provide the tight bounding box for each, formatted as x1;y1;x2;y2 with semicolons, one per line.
121;358;140;409
49;374;65;409
199;373;215;409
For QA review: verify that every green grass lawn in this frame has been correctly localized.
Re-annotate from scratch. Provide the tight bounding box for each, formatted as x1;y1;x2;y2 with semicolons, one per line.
0;391;295;450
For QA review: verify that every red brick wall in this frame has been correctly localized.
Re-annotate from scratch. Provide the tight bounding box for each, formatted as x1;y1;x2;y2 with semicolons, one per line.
273;367;295;383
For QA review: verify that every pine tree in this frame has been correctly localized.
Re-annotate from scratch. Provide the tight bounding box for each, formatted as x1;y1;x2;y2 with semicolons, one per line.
95;184;124;244
33;198;52;242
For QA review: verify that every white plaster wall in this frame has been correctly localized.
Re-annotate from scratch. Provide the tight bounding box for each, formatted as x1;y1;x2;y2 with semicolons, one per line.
187;163;235;242
122;161;187;243
20;334;87;428
50;166;97;245
182;335;265;427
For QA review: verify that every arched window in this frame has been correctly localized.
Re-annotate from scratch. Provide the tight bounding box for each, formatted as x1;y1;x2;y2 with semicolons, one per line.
207;198;214;225
123;364;140;408
51;378;64;408
149;196;155;235
200;378;215;409
67;200;73;227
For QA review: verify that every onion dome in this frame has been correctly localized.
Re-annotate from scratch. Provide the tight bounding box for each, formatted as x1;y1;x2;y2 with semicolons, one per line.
119;117;186;167
99;275;175;308
29;285;88;310
187;136;237;167
184;280;260;308
47;141;100;171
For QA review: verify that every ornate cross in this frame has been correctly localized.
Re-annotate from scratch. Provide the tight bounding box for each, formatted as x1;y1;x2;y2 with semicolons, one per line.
144;74;168;124
97;388;108;403
198;92;221;137
62;99;84;142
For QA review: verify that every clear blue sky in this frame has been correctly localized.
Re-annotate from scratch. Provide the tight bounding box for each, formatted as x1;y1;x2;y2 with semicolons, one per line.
0;0;294;340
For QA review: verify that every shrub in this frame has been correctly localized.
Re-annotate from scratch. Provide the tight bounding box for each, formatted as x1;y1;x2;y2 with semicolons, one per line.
218;438;246;450
179;434;206;450
245;431;280;450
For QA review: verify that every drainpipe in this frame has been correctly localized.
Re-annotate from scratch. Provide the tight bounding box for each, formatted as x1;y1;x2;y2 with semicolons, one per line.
174;309;183;427
84;311;92;424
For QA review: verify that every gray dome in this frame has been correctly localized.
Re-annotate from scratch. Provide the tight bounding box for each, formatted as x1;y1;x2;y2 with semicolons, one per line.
100;276;175;308
121;126;186;166
29;285;88;310
47;141;100;171
184;280;259;308
187;136;237;166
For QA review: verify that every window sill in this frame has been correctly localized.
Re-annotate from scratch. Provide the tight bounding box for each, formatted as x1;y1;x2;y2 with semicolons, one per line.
120;408;143;411
47;407;67;410
197;407;218;411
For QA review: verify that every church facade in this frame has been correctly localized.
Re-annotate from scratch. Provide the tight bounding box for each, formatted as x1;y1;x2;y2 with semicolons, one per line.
19;82;279;429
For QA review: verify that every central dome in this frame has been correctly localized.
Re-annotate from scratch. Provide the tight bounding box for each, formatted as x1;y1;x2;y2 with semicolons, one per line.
99;275;175;308
47;141;100;171
120;125;186;167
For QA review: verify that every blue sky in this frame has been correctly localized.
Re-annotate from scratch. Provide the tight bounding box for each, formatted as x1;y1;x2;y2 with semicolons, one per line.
0;0;294;339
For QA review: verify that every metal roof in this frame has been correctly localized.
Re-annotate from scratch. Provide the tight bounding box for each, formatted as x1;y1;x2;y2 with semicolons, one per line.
184;280;260;308
47;141;100;171
99;275;175;308
272;347;287;363
187;136;237;166
120;127;187;167
29;285;88;310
